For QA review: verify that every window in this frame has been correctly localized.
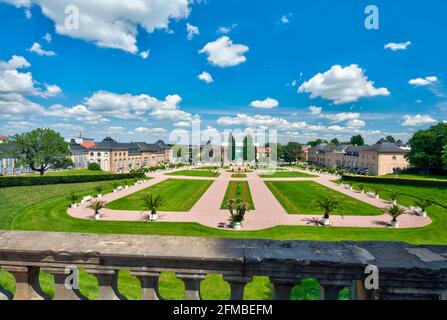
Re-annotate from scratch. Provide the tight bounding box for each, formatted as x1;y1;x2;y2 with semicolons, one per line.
97;152;101;157
392;156;397;161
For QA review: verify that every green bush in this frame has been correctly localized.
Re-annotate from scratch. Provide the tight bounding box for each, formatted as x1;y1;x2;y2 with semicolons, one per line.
88;162;102;171
342;175;447;188
0;172;145;188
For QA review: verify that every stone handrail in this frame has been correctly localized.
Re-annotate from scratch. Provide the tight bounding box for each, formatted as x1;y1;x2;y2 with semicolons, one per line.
0;231;446;300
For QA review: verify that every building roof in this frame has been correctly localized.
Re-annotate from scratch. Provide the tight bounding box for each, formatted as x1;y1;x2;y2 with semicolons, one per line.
310;142;410;155
0;134;7;140
91;137;170;154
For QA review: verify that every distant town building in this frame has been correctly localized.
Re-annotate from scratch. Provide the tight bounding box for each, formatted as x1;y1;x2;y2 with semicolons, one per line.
86;137;172;173
69;139;89;168
0;134;8;144
300;145;311;161
308;142;410;176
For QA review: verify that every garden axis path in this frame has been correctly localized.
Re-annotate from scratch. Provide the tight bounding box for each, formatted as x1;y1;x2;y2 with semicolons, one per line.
68;169;432;231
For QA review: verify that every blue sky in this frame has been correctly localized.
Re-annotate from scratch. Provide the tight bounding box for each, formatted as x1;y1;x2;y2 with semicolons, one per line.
0;0;446;144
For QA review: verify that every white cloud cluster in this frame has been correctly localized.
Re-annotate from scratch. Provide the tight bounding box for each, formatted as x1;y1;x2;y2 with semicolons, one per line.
384;41;411;51
217;24;238;34
308;106;322;115
28;42;56;56
250;98;279;109
198;71;213;84
409;76;438;86
2;0;193;53
298;64;390;104
199;36;249;67
402;114;437;126
186;23;200;40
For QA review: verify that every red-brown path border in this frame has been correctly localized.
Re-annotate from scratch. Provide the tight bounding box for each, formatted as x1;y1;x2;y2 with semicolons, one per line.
68;168;432;231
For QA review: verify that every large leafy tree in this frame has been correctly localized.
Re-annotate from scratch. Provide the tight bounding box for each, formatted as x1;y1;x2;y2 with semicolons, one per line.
350;135;365;146
243;135;255;162
8;128;72;175
281;142;303;163
406;123;447;174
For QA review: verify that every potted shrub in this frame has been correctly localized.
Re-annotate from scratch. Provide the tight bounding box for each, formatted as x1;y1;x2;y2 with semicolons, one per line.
88;200;106;220
358;184;365;194
67;192;80;208
141;193;167;222
95;185;103;199
384;204;406;228
414;198;432;218
227;199;249;230
113;182;119;193
315;197;339;226
373;187;381;200
124;179;129;189
389;191;399;205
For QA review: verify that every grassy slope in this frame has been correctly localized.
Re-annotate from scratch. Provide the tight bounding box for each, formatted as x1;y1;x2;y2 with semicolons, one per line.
106;179;213;211
265;181;382;216
259;171;317;178
383;173;447;181
166;170;220;177
220;181;255;210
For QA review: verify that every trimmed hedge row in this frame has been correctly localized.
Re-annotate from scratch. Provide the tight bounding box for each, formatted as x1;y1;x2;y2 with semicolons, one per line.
342;175;447;188
0;172;146;188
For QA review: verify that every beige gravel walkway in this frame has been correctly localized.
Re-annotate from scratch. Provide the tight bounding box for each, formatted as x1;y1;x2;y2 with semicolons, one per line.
68;168;432;231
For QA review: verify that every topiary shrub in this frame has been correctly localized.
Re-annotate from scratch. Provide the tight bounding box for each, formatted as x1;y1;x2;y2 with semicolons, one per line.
88;162;102;171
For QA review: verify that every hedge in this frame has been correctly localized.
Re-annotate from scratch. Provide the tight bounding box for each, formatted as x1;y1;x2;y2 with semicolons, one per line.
0;172;146;188
341;175;447;188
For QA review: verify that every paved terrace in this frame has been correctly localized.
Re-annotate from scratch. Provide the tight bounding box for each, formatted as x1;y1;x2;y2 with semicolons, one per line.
0;231;446;300
68;169;432;230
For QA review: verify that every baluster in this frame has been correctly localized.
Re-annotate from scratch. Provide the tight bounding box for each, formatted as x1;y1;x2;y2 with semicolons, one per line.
349;280;377;300
2;266;50;300
130;271;162;300
87;269;126;300
270;278;299;300
176;273;206;300
42;267;87;300
223;275;252;300
319;280;351;300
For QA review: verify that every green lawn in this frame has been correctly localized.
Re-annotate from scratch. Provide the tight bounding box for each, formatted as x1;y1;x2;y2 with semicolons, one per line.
28;169;110;176
265;181;382;216
259;171;317;178
231;174;247;178
1;178;447;299
383;173;447;181
220;181;255;210
166;170;220;177
106;179;213;211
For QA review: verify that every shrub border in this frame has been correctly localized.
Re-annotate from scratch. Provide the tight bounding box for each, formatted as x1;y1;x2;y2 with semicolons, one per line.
342;175;447;188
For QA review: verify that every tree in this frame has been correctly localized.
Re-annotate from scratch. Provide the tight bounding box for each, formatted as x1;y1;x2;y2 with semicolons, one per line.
281;142;302;163
88;162;101;171
227;133;236;162
8;128;71;175
385;135;396;143
406;123;447;174
384;205;406;223
243;135;255;162
88;200;106;220
350;135;365;146
315;197;339;219
330;138;340;146
307;139;328;147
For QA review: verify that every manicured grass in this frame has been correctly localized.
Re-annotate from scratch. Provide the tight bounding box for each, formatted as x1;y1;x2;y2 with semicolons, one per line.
220;181;255;210
383;173;447;181
27;169;110;176
106;179;213;211
259;171;317;178
231;174;247;178
265;181;382;216
166;170;220;177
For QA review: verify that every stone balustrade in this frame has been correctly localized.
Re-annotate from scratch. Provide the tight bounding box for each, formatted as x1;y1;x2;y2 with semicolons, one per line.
0;231;446;300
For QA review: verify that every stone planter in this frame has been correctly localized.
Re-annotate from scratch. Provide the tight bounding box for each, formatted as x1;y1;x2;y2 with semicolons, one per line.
94;214;100;221
361;190;365;194
419;211;427;218
150;213;158;221
391;221;399;228
233;222;242;230
125;186;129;189
71;203;77;209
375;195;380;200
97;194;102;199
323;218;331;226
113;189;117;193
392;200;397;205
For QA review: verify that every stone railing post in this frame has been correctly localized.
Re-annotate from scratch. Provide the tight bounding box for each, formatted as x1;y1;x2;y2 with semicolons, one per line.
2;266;50;300
223;275;253;300
270;278;300;300
42;267;87;300
176;273;206;300
349;280;377;300
130;271;162;300
87;269;126;300
319;279;352;300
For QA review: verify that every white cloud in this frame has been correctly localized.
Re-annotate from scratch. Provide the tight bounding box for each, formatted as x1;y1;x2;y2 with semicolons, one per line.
409;76;438;86
42;84;62;98
85;91;194;121
43;33;52;43
2;0;193;53
280;15;290;24
384;41;411;51
186;23;199;40
402;114;437;126
217;114;289;127
45;104;109;124
198;71;213;84
308;106;322;115
199;36;249;68
133;127;167;135
250;98;279;109
0;55;30;70
347;119;366;128
326;112;361;123
298;64;390;104
174;121;191;127
217;24;238;34
139;50;150;59
28;42;56;56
